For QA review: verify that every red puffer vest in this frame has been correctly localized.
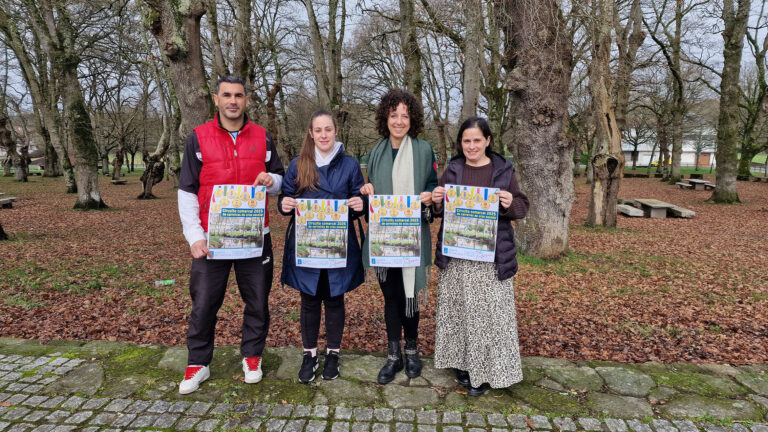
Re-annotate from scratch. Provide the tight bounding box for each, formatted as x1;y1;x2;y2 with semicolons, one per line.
195;116;270;232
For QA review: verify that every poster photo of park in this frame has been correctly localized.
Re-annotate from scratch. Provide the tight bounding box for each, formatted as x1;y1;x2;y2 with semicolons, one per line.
207;185;266;260
368;194;421;267
295;198;348;269
441;184;499;262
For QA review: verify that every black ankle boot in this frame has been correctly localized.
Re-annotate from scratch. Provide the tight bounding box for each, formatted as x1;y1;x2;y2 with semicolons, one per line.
377;341;403;384
455;369;470;387
404;339;422;378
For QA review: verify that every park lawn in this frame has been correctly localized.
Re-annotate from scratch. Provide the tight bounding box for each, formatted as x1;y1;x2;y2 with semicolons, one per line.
1;172;767;364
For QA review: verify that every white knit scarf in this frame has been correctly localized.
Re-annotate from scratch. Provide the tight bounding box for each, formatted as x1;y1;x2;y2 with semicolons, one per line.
391;136;417;315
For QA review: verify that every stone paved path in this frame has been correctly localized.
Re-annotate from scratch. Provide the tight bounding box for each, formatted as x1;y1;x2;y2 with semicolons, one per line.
0;338;767;432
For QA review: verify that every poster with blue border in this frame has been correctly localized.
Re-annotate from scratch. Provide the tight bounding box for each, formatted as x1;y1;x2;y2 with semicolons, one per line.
368;194;421;268
441;184;499;262
207;185;266;260
295;198;348;268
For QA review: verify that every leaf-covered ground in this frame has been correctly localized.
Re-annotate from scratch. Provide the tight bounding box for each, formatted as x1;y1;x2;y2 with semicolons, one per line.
1;173;766;364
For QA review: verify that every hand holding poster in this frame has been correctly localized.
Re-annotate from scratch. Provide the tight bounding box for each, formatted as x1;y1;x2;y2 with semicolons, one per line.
295;199;348;269
368;195;421;267
441;184;499;262
207;185;266;259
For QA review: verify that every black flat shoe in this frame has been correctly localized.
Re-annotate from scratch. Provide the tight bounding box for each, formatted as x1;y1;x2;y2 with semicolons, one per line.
467;383;489;397
455;369;470;387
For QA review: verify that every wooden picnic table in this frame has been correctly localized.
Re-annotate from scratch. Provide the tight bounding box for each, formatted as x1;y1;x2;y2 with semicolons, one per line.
634;199;674;218
687;179;709;190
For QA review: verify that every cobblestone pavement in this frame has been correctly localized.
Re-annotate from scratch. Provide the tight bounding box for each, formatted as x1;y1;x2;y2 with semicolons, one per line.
0;338;767;432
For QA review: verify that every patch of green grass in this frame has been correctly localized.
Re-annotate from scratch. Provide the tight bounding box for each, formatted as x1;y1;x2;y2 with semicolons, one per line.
696;414;734;427
524;292;539;302
617;321;654;338
3;292;45;308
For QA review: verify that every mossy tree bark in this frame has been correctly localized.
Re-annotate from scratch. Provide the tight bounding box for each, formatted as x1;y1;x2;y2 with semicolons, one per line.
143;0;212;139
33;0;105;207
712;0;751;203
502;0;574;258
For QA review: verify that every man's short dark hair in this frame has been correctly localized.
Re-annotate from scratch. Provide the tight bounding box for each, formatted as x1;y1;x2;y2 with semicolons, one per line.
215;75;247;94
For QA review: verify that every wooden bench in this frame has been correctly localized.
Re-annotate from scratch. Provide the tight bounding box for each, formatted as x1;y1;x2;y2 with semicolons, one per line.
689;173;703;179
617;204;644;217
0;197;18;209
704;183;716;190
111;179;127;185
676;182;693;190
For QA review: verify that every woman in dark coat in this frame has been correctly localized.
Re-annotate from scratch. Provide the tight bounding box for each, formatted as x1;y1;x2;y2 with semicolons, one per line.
279;110;366;383
432;117;530;396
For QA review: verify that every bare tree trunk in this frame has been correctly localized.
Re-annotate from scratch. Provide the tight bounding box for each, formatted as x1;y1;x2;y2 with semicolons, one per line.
587;0;624;227
0;223;7;240
43;135;61;177
613;0;645;132
461;0;483;119
585;138;595;183
572;144;583;177
204;0;228;79
305;0;346;128
233;0;253;80
400;0;423;104
712;0;751;203
305;0;330;107
503;0;573;258
0;109;25;181
144;0;212;139
266;82;281;145
435;119;448;171
0;4;70;185
112;145;124;180
646;141;657;176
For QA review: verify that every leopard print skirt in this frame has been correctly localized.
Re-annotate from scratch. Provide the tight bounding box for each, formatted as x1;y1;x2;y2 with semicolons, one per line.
433;258;523;388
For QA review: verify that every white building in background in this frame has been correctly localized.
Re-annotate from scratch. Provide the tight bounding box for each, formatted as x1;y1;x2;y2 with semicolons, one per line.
622;127;717;168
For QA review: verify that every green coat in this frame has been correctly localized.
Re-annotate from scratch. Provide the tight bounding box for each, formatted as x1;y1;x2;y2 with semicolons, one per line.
362;137;437;296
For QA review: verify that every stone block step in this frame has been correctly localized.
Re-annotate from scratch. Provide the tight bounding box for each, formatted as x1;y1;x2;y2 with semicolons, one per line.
617;204;643;217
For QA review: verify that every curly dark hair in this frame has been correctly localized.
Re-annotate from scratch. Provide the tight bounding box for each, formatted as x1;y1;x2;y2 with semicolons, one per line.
374;89;424;138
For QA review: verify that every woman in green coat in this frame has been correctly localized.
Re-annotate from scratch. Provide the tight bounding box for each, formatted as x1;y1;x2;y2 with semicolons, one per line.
360;89;438;384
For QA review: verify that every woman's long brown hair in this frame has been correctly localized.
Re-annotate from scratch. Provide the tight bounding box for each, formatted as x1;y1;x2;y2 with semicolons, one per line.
296;110;336;195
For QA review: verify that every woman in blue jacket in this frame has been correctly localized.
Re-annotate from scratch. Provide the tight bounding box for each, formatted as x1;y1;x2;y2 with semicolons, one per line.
279;110;366;383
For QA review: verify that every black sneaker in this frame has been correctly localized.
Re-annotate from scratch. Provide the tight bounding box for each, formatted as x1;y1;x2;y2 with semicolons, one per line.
298;352;318;383
322;352;340;380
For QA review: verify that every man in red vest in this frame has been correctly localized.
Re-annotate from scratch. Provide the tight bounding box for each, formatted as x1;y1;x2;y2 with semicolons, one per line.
177;75;285;394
